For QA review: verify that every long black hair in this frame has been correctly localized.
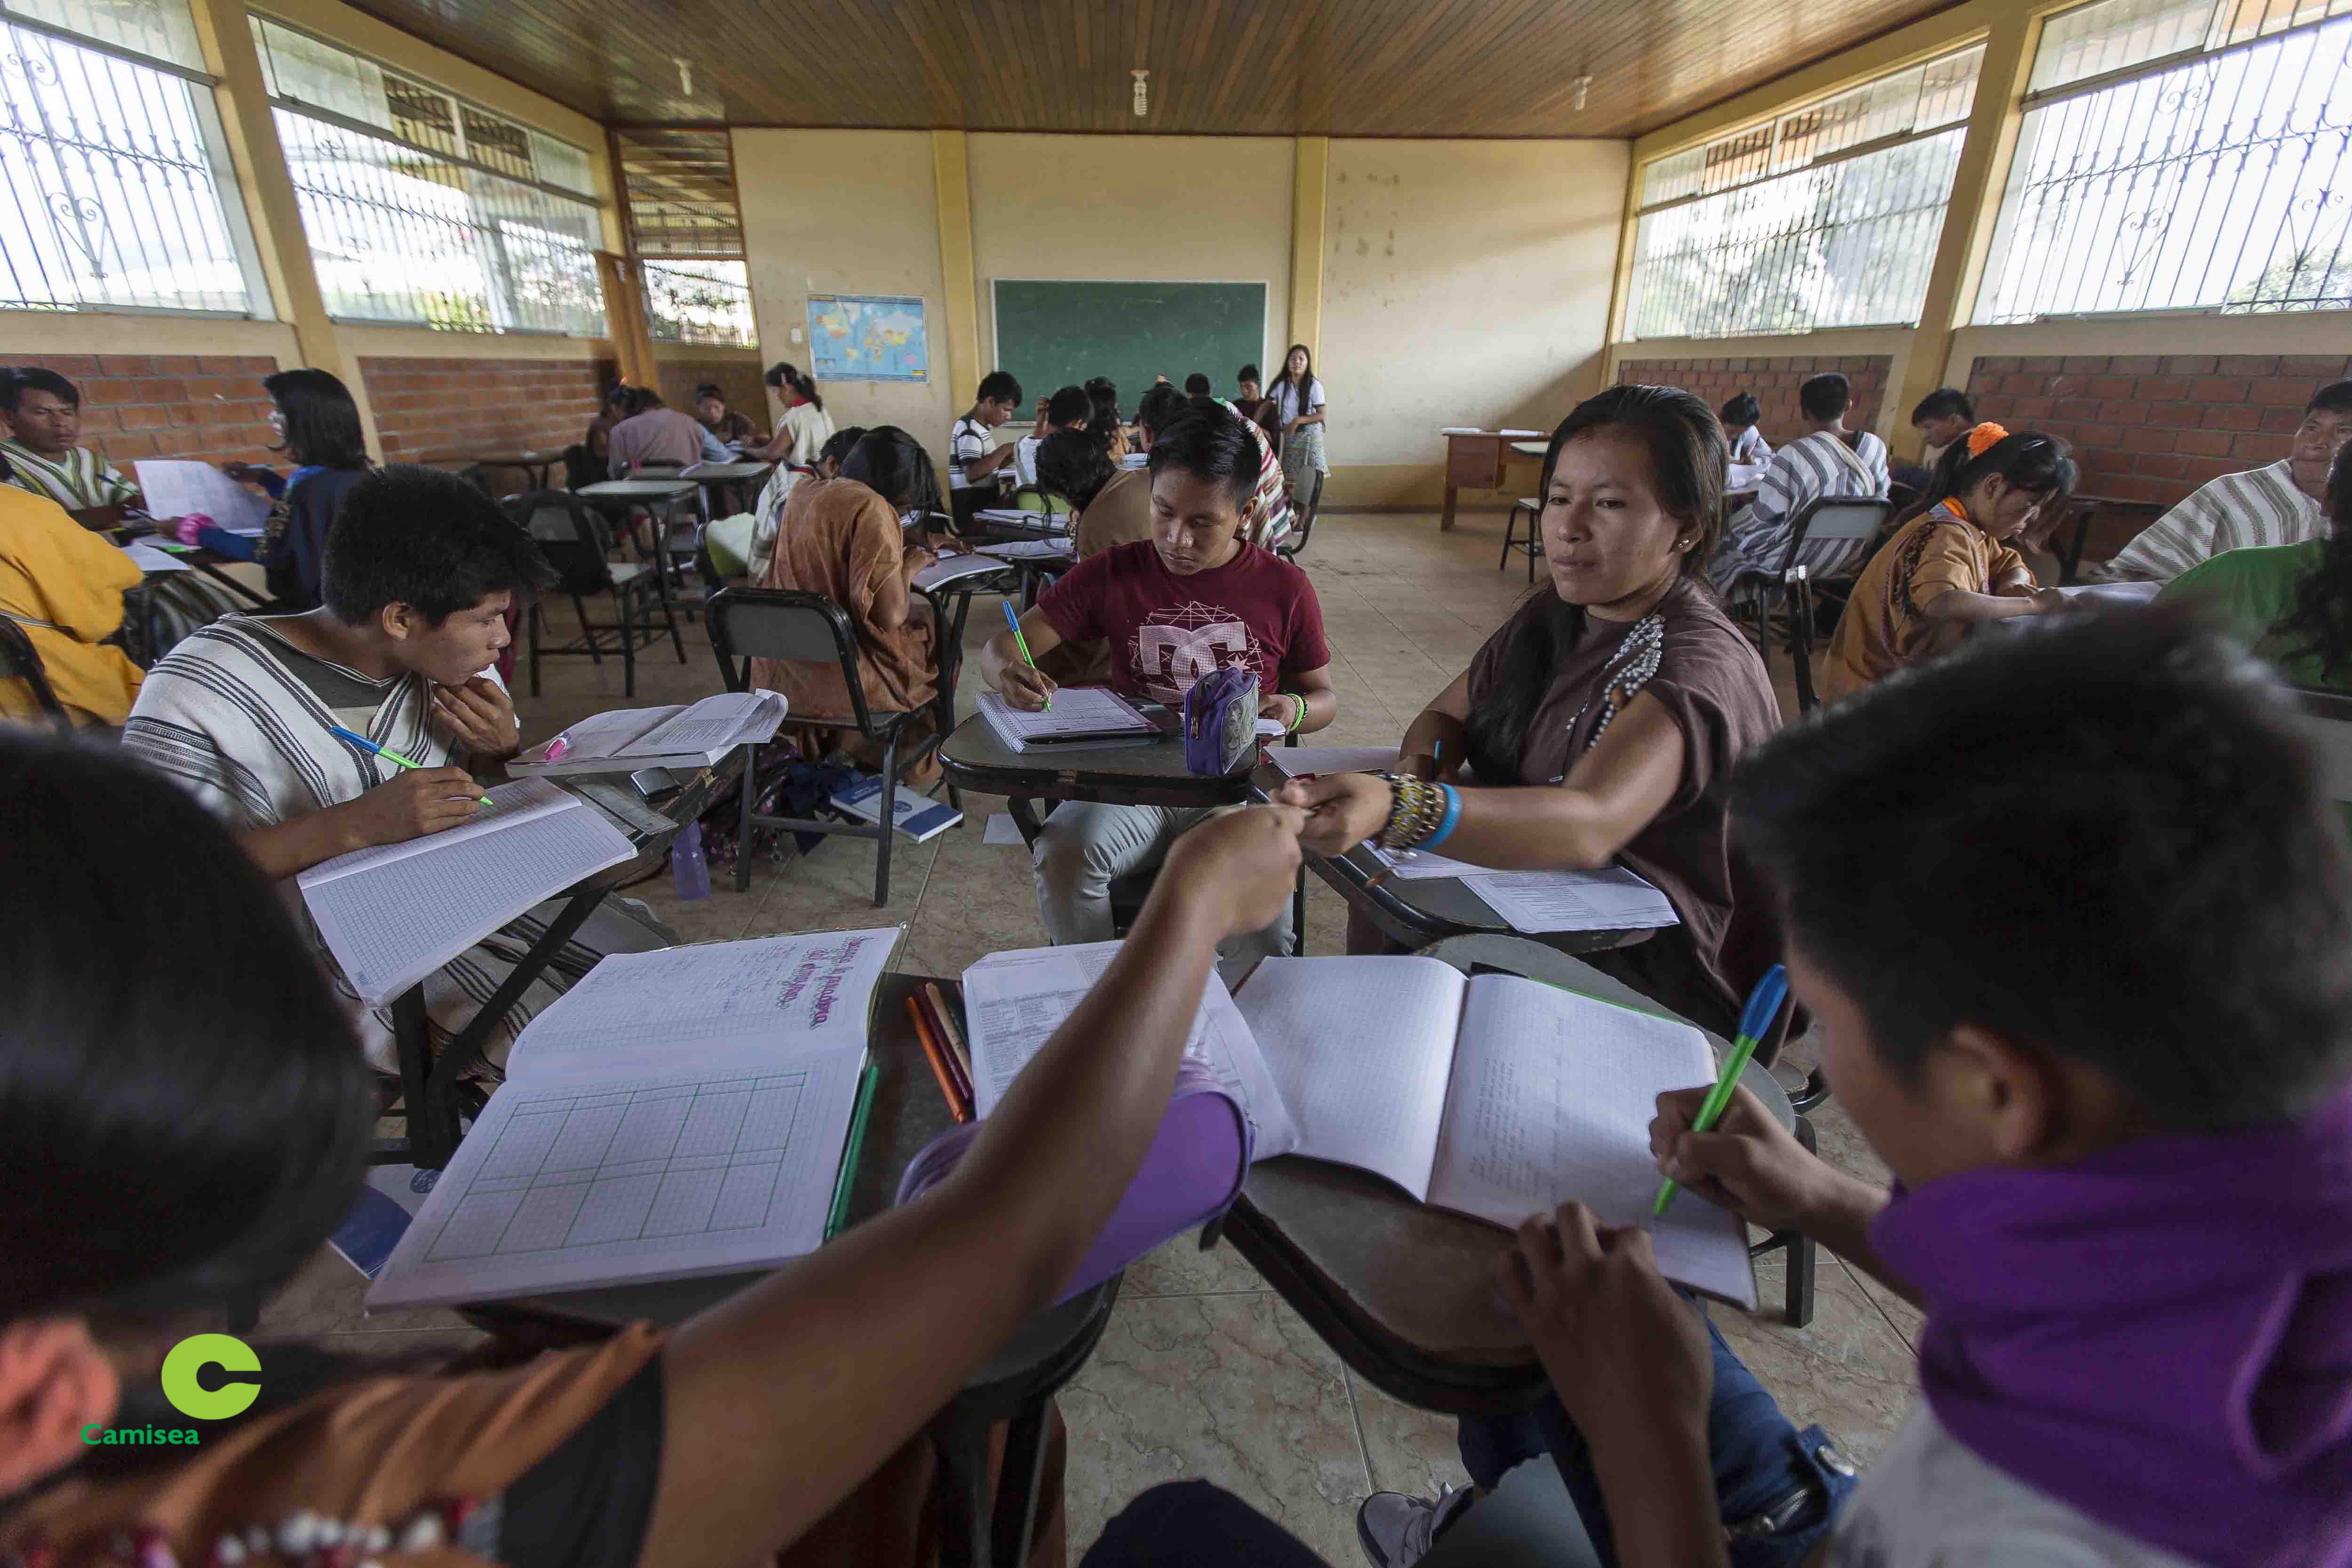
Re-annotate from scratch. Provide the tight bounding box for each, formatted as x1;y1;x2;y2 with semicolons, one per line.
817;425;866;473
1268;342;1317;419
0;736;371;1334
840;426;944;520
1084;377;1121;433
1464;384;1725;787
1916;426;2078;520
1036;427;1113;511
766;359;824;414
2274;441;2352;681
263;368;367;470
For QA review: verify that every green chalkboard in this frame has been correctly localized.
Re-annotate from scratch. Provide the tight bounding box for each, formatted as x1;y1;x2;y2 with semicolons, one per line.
989;279;1270;422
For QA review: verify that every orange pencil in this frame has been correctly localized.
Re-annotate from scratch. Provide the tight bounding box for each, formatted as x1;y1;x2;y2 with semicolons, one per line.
915;986;973;1107
907;996;969;1122
924;981;975;1102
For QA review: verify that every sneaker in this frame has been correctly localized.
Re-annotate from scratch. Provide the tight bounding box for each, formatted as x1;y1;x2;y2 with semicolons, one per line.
1356;1485;1472;1568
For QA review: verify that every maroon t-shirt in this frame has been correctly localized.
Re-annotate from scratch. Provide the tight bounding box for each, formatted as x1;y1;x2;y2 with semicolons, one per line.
1036;540;1331;704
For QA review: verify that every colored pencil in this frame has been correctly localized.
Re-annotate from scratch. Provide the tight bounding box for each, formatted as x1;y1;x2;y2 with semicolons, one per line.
823;1061;881;1240
924;981;976;1105
908;995;969;1122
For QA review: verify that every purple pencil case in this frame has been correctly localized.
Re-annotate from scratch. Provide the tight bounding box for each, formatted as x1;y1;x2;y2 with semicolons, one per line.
1181;666;1259;775
893;1060;1252;1302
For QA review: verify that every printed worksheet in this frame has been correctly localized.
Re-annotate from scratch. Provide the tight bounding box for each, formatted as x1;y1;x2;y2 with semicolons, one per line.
1458;867;1680;934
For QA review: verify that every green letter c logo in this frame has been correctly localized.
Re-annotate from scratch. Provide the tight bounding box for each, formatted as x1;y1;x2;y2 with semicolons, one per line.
160;1333;260;1420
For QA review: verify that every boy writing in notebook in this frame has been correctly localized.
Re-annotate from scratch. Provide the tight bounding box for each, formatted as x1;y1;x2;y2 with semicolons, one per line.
1351;612;2352;1568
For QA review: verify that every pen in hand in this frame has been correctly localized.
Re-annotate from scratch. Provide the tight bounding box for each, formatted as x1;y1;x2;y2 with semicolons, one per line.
328;724;495;807
1654;964;1788;1216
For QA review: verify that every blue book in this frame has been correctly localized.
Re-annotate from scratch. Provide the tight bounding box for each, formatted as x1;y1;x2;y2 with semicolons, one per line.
829;773;965;843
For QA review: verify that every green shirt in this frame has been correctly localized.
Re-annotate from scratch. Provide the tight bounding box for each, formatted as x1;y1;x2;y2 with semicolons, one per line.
2160;541;2341;691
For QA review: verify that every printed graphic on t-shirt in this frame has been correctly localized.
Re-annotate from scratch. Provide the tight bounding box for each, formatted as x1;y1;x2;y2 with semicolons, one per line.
1125;602;1267;703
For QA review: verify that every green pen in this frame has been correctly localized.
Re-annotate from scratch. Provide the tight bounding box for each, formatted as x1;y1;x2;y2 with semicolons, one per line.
825;1060;882;1239
328;724;494;807
1003;600;1049;710
1654;963;1789;1216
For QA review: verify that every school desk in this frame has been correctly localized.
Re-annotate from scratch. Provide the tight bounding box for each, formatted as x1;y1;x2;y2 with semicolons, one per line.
457;971;1116;1568
1440;430;1548;533
1253;762;1656;955
1507;439;1549;460
384;749;745;1171
1218;934;1811;1415
2055;493;2166;584
460;450;560;492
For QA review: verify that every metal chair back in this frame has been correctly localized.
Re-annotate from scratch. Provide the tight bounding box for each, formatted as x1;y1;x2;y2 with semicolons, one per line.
1773;495;1892;576
707;586;884;736
0;615;72;733
510;490;611;597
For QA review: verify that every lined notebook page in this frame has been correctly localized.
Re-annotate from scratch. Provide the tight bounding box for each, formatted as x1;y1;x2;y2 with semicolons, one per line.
1430;975;1753;1307
978;687;1153;739
298;777;574;884
619;691;783;756
961;942;1297;1157
1233;956;1466;1199
302;802;634;1007
505;928;899;1082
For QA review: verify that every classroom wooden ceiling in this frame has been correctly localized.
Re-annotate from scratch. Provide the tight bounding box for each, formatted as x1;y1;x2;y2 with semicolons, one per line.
350;0;1964;139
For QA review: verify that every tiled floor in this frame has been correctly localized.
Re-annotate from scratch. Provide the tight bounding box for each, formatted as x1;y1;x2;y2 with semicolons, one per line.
269;509;1920;1559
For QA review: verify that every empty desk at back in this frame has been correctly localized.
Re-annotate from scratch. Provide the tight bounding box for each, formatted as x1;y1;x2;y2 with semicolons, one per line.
1440;430;1548;533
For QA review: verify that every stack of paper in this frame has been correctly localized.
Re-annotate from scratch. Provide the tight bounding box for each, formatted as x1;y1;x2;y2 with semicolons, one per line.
511;692;787;776
975;688;1160;753
368;927;900;1309
977;539;1075;562
121;541;189;573
132;460;270;533
913;552;1014;590
1459;867;1679;933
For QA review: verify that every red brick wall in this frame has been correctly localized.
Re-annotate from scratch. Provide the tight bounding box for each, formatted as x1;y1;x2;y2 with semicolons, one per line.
0;352;281;468
1964;351;2352;558
654;357;767;432
359;355;614;464
1617;355;1891;446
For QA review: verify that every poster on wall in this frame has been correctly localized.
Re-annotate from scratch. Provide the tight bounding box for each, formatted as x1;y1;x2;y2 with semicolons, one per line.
806;293;930;382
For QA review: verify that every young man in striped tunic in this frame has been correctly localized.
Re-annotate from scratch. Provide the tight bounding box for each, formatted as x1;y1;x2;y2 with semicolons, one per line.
0;368;139;531
1708;371;1889;596
2105;380;2352;582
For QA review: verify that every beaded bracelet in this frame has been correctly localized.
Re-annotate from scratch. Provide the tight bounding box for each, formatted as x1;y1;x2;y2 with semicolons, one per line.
1378;776;1446;851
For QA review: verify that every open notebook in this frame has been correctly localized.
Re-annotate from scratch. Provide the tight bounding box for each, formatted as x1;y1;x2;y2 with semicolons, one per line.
509;692;787;776
369;927;901;1310
957;947;1752;1305
976;688;1160;752
299;778;637;1009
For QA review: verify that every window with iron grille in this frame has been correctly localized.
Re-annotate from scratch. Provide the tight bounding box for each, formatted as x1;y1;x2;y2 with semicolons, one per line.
614;128;755;346
0;0;269;314
250;15;605;335
1974;0;2352;322
1627;46;1984;339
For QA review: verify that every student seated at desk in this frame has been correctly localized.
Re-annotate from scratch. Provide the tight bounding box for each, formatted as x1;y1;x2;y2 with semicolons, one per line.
694;382;765;450
1016;383;1092;487
1182;372;1211;397
1899;385;1975;494
0;367;143;531
755;360;834;467
0;731;1311;1568
981;400;1336;954
608;387;729;477
1232;363;1283;446
754;427;945;782
950;371;1023;530
169;368;371;613
0;484;143;727
2106;378;2352;583
1822;424;2074;699
1708;372;1889;596
1279;385;1779;1037
749;424;865;581
1085;377;1134;464
120;464;672;1076
1335;613;2352;1568
2161;438;2352;692
1718;392;1770;487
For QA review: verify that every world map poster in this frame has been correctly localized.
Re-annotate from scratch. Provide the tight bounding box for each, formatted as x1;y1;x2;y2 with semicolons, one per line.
806;293;929;382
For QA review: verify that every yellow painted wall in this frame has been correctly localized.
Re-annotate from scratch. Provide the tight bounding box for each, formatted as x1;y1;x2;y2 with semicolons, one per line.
1321;138;1629;508
965;134;1296;396
732;128;955;445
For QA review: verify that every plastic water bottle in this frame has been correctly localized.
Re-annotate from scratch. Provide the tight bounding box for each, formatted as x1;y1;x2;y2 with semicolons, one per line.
671;820;711;901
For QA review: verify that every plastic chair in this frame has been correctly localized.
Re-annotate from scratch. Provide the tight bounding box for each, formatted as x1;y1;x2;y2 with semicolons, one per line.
0;616;73;734
707;587;949;906
1500;497;1543;581
1726;495;1892;713
512;489;685;699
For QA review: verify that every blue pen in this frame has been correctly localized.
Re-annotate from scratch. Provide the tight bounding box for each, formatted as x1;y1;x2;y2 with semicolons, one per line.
1001;601;1049;710
328;724;494;807
1654;963;1789;1216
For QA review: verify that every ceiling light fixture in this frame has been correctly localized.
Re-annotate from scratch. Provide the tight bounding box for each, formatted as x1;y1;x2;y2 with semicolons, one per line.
1572;75;1591;112
1132;69;1149;117
675;57;694;96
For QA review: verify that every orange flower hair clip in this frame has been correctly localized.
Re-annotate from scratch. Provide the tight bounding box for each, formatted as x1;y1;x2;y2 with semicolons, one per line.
1966;421;2011;457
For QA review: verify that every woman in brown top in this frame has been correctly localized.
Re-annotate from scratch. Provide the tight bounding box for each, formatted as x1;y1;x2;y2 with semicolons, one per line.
0;733;1310;1568
753;427;944;780
1281;384;1782;1034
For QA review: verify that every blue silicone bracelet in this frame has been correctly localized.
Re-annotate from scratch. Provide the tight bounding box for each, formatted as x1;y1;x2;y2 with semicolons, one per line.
1418;783;1462;852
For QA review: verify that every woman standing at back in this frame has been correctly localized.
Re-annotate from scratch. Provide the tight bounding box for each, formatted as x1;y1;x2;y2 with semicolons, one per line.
1265;343;1327;511
758;362;835;466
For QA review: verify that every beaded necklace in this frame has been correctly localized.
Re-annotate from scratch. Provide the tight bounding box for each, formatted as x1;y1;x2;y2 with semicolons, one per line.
1547;610;1667;781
